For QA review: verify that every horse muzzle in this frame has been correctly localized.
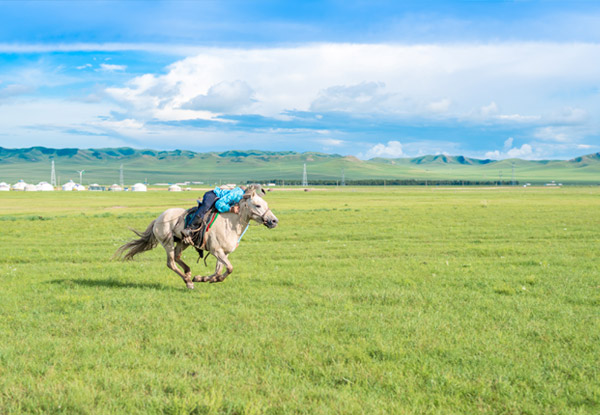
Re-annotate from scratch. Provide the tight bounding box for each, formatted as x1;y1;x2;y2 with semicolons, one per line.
264;216;278;229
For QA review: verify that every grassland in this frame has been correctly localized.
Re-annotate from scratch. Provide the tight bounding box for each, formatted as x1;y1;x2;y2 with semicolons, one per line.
0;187;598;414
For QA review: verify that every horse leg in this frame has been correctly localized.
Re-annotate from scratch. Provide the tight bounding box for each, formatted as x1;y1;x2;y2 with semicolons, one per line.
209;250;233;283
193;261;223;283
164;243;194;289
193;250;232;283
174;243;191;280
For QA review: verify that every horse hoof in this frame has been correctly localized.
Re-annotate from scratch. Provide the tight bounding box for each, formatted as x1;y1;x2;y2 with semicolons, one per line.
186;282;194;289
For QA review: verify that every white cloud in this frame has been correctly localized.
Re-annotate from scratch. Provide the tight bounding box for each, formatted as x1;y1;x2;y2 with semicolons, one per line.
99;63;126;72
76;63;92;70
103;42;600;126
318;138;344;147
551;107;589;124
485;142;535;159
496;114;541;122
480;101;499;116
3;42;600;159
0;84;33;100
310;82;391;113
533;126;581;142
362;141;404;159
507;144;533;158
478;102;541;123
428;98;452;113
484;150;501;159
181;80;255;113
0;97;126;148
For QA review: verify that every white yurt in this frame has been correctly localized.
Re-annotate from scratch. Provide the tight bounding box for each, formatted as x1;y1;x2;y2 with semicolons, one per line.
62;180;76;191
73;184;86;191
108;184;123;192
25;184;38;192
12;180;27;191
36;182;54;191
0;182;10;191
168;184;182;192
132;183;147;192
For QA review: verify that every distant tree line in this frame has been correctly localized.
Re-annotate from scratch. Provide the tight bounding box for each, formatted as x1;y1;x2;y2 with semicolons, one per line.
244;179;519;186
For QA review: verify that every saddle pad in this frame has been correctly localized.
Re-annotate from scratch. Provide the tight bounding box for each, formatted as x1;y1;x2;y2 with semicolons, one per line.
184;206;198;228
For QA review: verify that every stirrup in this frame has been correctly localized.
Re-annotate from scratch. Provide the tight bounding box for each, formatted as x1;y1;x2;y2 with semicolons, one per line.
181;229;193;245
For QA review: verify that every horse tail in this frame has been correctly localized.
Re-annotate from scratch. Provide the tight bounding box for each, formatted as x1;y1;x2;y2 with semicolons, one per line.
113;219;158;260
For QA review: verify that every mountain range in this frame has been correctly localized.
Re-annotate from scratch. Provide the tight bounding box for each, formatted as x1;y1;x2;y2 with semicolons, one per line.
0;146;599;185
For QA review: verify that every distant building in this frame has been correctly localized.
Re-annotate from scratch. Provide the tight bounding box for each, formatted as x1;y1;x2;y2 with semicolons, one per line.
108;184;123;192
132;183;147;192
88;184;105;191
0;182;10;191
36;182;54;191
24;184;38;192
12;180;27;191
62;180;76;191
168;184;182;192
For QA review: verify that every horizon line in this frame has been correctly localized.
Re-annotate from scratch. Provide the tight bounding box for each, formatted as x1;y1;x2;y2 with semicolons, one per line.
0;145;597;162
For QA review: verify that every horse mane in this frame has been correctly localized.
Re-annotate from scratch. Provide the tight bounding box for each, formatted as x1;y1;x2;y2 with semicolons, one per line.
244;183;266;197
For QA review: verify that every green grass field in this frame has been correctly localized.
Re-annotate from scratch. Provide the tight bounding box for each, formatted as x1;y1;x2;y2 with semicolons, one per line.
0;187;598;414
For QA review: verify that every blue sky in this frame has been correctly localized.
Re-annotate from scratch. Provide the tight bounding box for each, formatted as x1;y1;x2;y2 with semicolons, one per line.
1;1;600;159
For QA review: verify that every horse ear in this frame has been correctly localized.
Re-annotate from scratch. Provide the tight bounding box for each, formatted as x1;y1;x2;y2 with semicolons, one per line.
243;193;251;199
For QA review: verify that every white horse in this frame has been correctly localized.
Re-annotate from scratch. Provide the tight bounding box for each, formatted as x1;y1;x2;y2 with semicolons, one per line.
114;185;278;289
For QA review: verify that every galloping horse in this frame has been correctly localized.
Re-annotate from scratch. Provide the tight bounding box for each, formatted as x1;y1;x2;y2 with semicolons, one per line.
114;185;278;289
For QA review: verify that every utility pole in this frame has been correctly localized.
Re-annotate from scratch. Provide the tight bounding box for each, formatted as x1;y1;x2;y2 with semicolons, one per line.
50;160;56;187
512;163;516;186
341;168;345;186
77;170;85;185
119;164;124;187
302;163;308;187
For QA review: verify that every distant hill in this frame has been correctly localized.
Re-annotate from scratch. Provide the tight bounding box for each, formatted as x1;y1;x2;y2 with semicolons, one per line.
0;146;598;185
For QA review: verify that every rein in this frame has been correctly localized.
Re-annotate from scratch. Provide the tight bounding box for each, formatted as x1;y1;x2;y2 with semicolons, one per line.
236;205;271;247
258;208;272;225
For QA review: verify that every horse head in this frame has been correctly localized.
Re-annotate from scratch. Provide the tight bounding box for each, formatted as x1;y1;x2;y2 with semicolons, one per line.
241;184;278;229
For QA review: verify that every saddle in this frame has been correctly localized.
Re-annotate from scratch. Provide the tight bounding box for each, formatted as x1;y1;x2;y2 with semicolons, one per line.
183;207;220;258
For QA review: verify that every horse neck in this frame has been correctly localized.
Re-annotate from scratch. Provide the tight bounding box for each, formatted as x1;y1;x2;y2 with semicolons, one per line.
221;207;250;237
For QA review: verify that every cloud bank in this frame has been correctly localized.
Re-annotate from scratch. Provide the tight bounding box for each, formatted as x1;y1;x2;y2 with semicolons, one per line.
2;42;600;158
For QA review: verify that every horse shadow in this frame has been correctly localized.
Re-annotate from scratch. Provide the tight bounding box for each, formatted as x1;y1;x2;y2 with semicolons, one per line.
48;278;183;292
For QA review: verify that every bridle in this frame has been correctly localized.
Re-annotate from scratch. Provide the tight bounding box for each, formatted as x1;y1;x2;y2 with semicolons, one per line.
242;197;273;225
257;207;273;225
